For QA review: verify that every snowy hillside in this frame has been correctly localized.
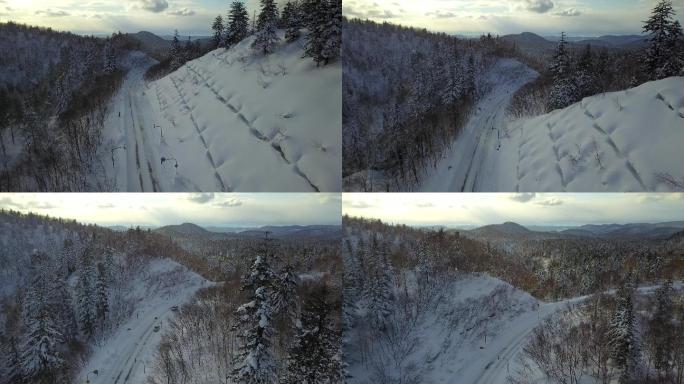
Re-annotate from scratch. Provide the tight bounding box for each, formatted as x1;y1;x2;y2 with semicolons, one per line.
422;76;684;191
77;258;209;384
345;272;555;384
100;31;341;192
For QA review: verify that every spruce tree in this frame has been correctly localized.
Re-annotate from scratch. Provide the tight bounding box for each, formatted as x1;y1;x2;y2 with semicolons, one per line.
212;15;225;49
77;252;97;339
20;253;64;381
170;30;183;69
610;277;642;383
305;0;341;66
232;254;277;384
283;1;302;42
95;263;109;330
252;0;280;54
227;1;250;47
643;0;683;79
285;285;343;383
650;280;674;377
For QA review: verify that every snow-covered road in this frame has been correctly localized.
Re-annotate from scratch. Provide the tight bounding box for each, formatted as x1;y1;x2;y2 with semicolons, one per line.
419;59;538;192
78;259;209;384
472;282;684;384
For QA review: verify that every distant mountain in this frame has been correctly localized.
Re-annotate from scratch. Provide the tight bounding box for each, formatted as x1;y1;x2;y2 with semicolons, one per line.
571;221;684;239
468;222;536;238
502;32;554;47
156;222;213;237
237;225;342;240
503;32;647;55
126;31;171;58
155;223;341;240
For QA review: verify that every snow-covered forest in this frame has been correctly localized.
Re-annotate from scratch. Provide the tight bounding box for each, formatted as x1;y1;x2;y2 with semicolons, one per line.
0;0;342;192
0;23;132;191
0;209;344;384
342;216;684;383
343;0;684;192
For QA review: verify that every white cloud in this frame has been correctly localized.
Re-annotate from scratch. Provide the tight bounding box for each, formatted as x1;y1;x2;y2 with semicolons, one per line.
513;0;554;13
138;0;168;13
168;7;195;16
555;7;581;17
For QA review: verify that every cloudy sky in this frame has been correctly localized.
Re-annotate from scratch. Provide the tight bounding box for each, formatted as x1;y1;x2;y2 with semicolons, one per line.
344;0;684;36
0;0;283;35
343;193;684;227
0;193;341;227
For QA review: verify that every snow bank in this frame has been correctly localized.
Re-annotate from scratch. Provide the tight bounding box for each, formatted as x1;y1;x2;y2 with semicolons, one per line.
102;32;341;192
424;75;684;192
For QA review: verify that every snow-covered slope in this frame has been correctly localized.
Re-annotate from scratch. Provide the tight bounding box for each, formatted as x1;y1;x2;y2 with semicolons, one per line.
346;273;545;383
77;258;210;384
101;31;341;192
422;75;684;191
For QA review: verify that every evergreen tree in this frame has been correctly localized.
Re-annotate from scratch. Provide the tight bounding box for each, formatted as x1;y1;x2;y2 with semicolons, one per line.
650;280;674;377
643;0;683;79
95;263;109;330
103;41;117;74
284;285;343;383
2;337;22;384
305;0;342;66
365;236;393;330
232;255;277;384
574;44;597;99
465;54;476;96
170;30;183;69
550;32;571;81
20;253;64;381
610;277;642;383
77;252;97;339
300;0;318;30
226;1;250;47
212;15;225;48
272;263;299;321
252;0;280;54
283;1;302;42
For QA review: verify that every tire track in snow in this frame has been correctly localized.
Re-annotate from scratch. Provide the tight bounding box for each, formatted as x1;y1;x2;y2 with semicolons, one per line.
185;63;321;192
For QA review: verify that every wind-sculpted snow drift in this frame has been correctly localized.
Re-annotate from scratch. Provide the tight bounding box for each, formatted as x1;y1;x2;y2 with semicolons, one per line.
102;32;341;192
423;75;684;191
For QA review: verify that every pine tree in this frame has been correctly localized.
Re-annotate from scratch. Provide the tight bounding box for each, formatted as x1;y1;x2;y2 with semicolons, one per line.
650;280;674;377
283;1;302;42
643;0;684;80
103;41;117;74
305;0;341;66
226;1;250;47
170;30;183;69
550;32;571;81
95;263;109;330
300;0;318;30
365;236;393;330
284;285;343;383
77;252;97;339
272;263;299;320
212;15;225;49
232;255;277;384
610;277;642;383
465;54;476;96
252;0;280;54
575;44;597;99
3;337;22;384
20;253;64;381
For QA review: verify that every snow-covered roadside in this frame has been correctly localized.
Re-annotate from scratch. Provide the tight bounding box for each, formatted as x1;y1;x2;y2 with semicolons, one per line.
99;31;341;192
420;69;684;192
77;259;210;384
346;272;682;384
418;59;538;192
